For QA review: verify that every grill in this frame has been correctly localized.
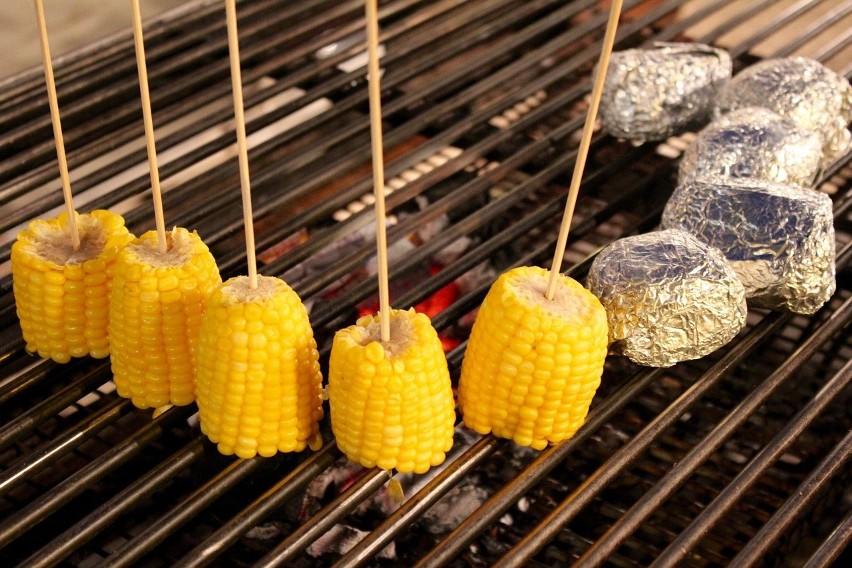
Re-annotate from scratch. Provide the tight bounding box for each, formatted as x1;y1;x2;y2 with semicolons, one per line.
1;0;851;566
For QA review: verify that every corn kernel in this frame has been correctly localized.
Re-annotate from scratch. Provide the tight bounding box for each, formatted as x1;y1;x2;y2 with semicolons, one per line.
11;210;133;362
110;228;221;409
329;309;455;474
458;266;608;448
196;275;324;458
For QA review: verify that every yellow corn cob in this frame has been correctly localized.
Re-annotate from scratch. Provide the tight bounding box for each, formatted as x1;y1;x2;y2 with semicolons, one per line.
109;228;221;409
195;275;324;458
458;266;608;449
11;210;133;363
329;308;456;474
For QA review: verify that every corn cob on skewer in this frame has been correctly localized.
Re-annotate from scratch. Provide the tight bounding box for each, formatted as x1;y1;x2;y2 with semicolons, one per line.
196;275;324;458
109;228;221;409
329;308;456;474
12;210;133;363
459;266;608;449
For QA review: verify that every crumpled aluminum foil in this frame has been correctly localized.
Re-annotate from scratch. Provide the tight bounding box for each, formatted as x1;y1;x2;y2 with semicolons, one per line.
679;107;824;187
718;56;852;166
588;229;747;368
662;177;835;315
599;42;732;142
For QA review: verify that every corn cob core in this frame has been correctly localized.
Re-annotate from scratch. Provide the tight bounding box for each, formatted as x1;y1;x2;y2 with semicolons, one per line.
109;228;221;409
458;266;608;450
196;275;324;458
11;210;133;363
329;308;456;474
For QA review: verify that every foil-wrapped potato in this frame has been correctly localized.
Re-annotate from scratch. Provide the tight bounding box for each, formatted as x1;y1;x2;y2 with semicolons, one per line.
718;57;852;166
599;42;732;142
662;178;835;315
679;107;823;187
588;229;747;368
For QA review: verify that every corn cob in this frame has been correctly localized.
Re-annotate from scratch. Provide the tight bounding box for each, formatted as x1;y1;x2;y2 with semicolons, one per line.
109;228;221;409
195;275;324;458
329;308;455;474
11;210;133;363
458;266;608;449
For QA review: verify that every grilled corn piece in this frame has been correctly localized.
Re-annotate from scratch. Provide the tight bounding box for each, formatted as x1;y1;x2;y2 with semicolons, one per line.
329;308;455;474
109;228;221;409
459;266;608;449
11;210;133;362
196;275;324;458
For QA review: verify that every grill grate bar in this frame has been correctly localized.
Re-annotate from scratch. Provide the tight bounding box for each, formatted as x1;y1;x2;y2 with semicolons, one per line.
771;1;852;58
337;367;665;568
219;0;680;283
0;358;57;406
811;26;852;63
0;0;599;264
101;458;265;568
0;405;193;550
0;397;129;497
256;468;391;567
697;0;779;46
0;0;357;182
726;0;826;59
166;0;639;262
802;504;852;568
19;438;206;568
0;0;438;225
307;142;650;330
0;0;229;106
0;0;285;132
728;428;852;568
620;360;852;566
414;311;792;568
0;363;110;452
175;442;342;568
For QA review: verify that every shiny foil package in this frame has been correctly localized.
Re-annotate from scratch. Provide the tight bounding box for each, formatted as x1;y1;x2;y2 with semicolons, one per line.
599;42;732;142
588;229;747;368
718;57;852;166
662;178;835;315
679;107;823;187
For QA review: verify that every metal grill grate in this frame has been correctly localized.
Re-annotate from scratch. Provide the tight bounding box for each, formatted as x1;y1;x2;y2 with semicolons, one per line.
0;1;850;566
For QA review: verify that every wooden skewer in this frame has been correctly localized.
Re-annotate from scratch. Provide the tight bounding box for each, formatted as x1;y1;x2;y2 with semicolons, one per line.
365;0;391;343
34;0;80;250
545;0;623;301
225;0;258;289
131;0;168;254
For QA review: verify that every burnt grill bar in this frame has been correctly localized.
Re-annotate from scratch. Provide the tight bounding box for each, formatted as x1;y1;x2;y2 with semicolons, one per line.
1;0;851;566
730;429;852;567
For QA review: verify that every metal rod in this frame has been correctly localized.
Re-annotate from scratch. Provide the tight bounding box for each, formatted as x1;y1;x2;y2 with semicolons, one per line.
333;435;504;568
0;364;111;452
583;340;852;567
654;360;852;566
418;309;787;568
802;505;852;568
729;429;852;567
0;405;192;549
255;469;389;567
20;439;206;568
0;0;579;262
0;0;366;184
772;1;852;57
99;456;264;568
0;0;422;220
0;397;129;497
726;0;825;59
175;442;341;568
